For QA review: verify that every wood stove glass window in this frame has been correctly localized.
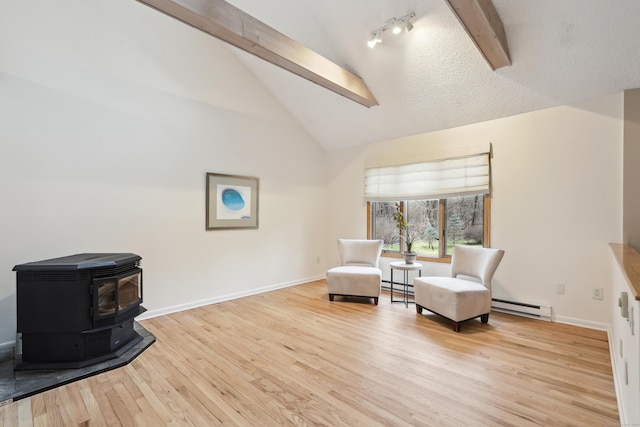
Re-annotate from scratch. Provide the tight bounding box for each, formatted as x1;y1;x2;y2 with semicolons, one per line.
98;280;117;315
94;269;142;319
119;271;141;311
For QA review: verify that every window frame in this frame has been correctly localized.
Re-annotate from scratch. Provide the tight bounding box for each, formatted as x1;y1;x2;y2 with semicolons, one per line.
367;194;491;263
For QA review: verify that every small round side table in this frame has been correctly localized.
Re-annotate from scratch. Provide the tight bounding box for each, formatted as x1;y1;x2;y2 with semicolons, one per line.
390;261;422;307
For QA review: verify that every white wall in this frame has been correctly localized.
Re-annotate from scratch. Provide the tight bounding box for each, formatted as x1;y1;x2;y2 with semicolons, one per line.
326;93;624;328
0;0;327;347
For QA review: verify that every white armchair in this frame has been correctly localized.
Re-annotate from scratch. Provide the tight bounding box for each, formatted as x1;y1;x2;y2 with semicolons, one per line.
326;239;384;305
414;244;504;332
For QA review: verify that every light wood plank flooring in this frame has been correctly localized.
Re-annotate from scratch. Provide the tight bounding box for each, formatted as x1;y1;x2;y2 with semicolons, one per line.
1;280;619;426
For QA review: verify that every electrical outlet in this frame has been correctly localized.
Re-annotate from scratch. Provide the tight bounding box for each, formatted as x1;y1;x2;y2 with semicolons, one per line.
593;288;604;300
556;284;565;294
316;256;320;264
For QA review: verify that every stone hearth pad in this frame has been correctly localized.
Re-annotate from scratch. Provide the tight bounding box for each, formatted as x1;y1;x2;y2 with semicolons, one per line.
0;322;154;405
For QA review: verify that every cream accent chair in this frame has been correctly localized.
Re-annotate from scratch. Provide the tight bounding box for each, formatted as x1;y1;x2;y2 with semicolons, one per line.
326;239;384;305
414;245;505;332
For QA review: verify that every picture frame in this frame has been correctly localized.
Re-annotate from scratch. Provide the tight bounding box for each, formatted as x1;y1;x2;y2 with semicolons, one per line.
206;173;259;230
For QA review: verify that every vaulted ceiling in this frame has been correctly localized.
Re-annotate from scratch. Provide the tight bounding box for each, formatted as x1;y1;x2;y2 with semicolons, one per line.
145;0;640;151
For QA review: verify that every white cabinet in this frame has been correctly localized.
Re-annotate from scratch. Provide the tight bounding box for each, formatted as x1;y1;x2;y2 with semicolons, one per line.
610;244;640;425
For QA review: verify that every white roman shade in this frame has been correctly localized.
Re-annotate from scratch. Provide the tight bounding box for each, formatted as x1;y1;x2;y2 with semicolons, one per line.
364;153;490;201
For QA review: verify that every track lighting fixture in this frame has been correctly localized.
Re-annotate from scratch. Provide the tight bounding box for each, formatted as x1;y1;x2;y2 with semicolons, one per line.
367;12;415;48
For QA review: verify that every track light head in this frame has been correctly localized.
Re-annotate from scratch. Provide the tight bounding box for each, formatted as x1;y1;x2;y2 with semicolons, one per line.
401;12;416;32
367;30;383;48
404;19;414;32
391;19;402;35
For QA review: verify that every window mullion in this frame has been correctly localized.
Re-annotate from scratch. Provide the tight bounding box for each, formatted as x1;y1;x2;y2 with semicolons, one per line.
401;201;408;252
438;199;446;258
483;194;491;247
366;202;372;240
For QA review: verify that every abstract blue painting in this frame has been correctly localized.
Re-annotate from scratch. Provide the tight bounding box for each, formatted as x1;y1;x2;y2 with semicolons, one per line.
216;185;251;220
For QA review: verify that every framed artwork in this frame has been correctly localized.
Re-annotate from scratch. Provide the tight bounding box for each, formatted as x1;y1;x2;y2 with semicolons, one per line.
206;173;259;230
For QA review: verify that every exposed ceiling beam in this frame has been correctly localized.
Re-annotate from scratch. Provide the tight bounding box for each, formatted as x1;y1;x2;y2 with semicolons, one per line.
445;0;511;70
136;0;378;107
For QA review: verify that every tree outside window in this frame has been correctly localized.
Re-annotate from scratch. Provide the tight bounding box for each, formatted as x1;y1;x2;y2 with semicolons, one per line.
444;195;484;255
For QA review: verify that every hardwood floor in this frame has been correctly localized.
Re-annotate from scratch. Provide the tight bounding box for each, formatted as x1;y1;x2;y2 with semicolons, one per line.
1;280;619;426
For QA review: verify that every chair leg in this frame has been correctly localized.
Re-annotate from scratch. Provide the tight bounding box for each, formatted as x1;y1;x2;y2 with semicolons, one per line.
416;304;423;314
329;294;334;301
373;297;379;305
481;313;489;323
453;321;461;332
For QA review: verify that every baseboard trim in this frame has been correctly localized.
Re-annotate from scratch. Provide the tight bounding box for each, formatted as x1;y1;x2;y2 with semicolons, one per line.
137;275;325;321
552;314;609;331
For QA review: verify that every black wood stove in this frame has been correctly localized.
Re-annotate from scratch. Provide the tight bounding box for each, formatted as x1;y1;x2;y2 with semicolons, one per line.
13;253;146;370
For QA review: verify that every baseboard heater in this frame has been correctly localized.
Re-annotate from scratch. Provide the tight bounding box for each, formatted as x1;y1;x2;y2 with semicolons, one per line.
381;280;415;294
491;298;552;321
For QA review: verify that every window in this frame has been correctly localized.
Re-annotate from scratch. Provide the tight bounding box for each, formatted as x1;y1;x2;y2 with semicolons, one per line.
368;194;489;262
363;151;491;261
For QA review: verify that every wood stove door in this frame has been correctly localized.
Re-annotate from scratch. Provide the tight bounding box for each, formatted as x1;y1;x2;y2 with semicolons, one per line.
93;268;142;320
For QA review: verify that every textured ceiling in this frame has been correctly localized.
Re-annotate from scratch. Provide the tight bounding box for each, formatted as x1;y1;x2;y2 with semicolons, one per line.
224;0;640;151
